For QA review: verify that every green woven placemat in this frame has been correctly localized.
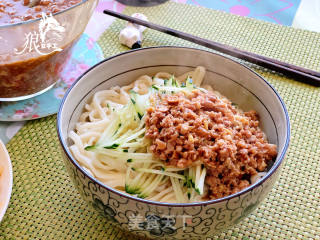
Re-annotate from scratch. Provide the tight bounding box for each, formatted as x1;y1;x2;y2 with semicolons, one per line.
1;2;320;239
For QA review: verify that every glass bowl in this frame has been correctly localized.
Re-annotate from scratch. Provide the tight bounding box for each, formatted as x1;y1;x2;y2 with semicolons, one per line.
0;0;99;101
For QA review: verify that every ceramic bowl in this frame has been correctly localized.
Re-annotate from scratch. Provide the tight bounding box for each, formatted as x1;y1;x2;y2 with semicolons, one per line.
0;140;13;222
57;47;290;239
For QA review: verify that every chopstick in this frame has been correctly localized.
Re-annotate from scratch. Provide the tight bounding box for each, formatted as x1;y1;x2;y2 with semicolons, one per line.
103;9;320;86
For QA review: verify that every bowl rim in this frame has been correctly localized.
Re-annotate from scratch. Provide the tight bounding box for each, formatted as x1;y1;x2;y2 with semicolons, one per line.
0;140;13;222
57;46;290;207
0;0;90;29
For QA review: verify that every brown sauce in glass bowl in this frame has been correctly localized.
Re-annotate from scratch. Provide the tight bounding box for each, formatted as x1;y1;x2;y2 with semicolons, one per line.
0;0;85;100
0;40;76;98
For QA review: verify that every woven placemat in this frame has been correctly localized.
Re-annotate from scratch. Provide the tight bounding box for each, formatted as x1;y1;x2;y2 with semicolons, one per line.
1;2;320;239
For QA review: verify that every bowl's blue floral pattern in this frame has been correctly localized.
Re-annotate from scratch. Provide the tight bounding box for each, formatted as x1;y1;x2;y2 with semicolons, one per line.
62;151;282;240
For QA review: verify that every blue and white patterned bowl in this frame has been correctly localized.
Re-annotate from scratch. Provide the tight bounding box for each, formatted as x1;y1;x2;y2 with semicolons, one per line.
57;47;290;239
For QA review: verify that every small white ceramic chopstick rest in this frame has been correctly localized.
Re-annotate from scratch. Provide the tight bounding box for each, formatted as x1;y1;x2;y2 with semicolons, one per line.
119;13;148;49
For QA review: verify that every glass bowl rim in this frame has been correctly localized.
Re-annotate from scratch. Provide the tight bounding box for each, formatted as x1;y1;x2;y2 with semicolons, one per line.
0;0;90;29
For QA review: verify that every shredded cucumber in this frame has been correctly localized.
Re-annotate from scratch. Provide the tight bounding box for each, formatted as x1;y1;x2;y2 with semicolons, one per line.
134;168;186;180
85;75;208;202
183;164;207;199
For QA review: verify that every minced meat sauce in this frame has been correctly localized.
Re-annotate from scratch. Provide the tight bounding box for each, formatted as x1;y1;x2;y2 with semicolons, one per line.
145;89;277;199
0;0;81;25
